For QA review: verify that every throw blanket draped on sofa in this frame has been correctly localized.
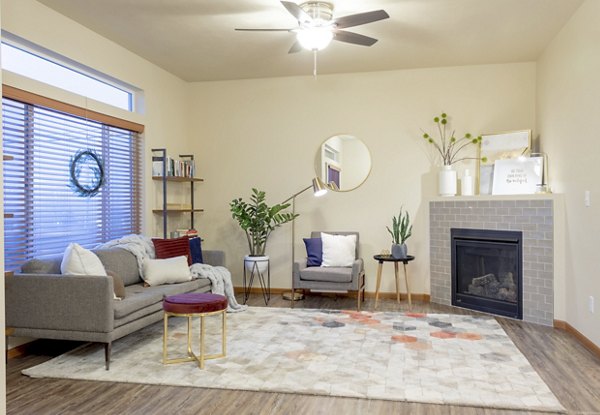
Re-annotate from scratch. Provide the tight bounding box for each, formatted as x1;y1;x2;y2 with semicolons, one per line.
190;263;247;313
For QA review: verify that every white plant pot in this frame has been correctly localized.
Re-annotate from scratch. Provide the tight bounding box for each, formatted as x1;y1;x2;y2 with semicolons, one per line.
244;255;269;274
438;165;457;197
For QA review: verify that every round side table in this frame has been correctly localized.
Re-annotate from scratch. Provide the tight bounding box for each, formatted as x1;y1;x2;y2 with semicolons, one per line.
373;254;415;309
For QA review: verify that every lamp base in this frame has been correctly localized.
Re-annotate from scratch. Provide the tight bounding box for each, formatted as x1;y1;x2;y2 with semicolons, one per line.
282;290;305;301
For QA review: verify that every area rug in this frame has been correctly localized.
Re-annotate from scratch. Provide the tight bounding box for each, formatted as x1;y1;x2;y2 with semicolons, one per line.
23;307;564;412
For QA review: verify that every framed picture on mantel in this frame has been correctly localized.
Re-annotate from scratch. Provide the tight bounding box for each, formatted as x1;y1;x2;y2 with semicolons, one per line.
478;130;531;195
492;157;543;195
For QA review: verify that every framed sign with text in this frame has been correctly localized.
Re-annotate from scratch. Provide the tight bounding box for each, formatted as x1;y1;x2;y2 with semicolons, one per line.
492;157;543;195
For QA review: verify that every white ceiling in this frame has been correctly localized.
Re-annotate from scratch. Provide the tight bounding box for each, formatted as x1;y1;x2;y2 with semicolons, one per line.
37;0;583;82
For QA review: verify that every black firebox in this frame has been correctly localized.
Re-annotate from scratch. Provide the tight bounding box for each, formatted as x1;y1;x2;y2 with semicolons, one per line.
451;228;523;319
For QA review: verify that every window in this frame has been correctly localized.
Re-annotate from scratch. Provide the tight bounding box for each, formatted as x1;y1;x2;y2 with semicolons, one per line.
2;87;144;271
1;42;134;111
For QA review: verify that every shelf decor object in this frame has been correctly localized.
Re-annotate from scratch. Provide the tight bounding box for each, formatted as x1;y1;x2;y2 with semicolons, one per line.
478;130;531;195
421;113;482;197
152;148;203;239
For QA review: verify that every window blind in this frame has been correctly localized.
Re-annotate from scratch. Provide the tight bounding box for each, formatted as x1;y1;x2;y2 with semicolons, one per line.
2;97;142;271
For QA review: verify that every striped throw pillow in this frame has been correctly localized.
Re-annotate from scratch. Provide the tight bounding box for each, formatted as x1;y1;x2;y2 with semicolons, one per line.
152;236;191;266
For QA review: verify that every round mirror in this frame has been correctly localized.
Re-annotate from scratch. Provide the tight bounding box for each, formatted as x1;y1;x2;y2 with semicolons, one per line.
314;135;372;192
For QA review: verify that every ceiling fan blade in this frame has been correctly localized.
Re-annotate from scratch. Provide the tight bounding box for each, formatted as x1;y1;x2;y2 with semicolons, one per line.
235;28;293;32
334;10;389;29
333;30;378;47
281;1;313;23
288;40;303;54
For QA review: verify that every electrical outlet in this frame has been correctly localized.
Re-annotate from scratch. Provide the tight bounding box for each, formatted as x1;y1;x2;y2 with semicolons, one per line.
589;296;595;313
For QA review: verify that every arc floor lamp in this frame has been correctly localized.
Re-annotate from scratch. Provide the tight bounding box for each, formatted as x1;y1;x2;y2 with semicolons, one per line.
282;177;328;301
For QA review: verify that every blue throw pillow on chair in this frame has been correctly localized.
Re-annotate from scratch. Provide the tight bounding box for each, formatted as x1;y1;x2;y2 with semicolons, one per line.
189;237;204;264
303;237;322;267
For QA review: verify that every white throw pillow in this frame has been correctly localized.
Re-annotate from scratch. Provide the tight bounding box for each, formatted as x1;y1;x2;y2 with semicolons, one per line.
142;256;192;286
61;243;107;276
321;233;357;267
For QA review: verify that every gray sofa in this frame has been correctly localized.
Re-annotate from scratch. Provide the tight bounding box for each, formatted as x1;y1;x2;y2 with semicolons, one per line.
5;247;224;369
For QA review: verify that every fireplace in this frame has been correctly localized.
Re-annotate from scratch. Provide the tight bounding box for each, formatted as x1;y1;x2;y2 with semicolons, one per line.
451;228;523;319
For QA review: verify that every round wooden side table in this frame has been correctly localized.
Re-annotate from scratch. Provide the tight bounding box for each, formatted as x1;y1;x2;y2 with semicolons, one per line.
373;254;415;309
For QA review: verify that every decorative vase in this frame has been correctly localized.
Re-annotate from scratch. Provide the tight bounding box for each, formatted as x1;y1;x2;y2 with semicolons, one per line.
244;255;269;274
438;165;457;197
461;168;474;196
391;243;407;259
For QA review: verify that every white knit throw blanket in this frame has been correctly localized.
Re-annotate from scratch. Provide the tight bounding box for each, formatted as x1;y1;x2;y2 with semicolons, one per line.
190;263;248;313
95;234;155;278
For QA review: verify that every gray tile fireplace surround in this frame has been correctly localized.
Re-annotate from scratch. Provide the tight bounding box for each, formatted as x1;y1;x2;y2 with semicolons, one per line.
430;198;554;326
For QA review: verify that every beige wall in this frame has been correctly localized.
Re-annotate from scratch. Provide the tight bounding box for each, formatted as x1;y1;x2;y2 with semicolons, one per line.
189;63;536;295
537;0;600;345
1;0;192;238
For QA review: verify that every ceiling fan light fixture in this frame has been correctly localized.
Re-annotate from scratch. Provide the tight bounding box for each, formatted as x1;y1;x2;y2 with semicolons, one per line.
296;27;334;51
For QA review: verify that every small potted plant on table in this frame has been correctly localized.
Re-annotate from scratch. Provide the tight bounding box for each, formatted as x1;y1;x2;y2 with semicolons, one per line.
387;208;412;259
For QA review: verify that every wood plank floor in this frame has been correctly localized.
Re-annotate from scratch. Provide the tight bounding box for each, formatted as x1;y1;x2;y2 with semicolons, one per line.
6;294;600;415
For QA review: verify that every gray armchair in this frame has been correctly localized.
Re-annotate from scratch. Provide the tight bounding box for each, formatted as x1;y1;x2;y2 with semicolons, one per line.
293;231;366;310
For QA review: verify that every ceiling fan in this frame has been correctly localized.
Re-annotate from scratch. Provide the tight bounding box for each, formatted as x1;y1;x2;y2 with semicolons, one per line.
235;1;390;54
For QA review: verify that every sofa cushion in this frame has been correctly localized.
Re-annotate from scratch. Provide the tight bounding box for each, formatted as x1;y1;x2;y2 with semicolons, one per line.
142;256;192;286
303;237;323;267
21;255;63;274
321;233;357;267
94;248;141;286
114;279;211;319
113;285;163;319
107;270;126;299
189;237;204;264
299;266;353;283
153;236;191;265
61;243;107;276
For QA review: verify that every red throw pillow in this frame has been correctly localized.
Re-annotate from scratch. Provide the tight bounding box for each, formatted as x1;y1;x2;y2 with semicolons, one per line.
152;236;191;266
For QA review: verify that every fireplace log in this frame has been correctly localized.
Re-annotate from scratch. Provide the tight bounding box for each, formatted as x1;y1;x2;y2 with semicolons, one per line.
471;273;496;287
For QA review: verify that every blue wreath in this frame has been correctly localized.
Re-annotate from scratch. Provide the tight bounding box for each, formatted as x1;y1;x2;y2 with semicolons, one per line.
69;149;105;197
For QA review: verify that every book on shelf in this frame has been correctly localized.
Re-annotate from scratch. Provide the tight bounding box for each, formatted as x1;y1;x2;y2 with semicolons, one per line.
153;156;196;178
174;228;199;238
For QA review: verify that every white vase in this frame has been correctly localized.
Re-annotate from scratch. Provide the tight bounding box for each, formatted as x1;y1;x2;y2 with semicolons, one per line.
244;255;269;274
461;169;474;196
438;165;457;197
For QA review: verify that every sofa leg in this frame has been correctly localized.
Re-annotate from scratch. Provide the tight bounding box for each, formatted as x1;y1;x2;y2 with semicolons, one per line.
105;342;111;370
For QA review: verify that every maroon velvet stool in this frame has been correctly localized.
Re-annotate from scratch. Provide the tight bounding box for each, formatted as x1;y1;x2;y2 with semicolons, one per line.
162;293;227;369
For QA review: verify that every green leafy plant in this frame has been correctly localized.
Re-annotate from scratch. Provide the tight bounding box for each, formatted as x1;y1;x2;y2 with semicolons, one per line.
386;208;412;245
422;112;486;166
230;188;298;256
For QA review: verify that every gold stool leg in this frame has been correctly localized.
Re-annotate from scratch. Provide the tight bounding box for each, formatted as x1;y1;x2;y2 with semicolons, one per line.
187;316;193;357
222;310;227;357
200;314;205;369
163;312;169;364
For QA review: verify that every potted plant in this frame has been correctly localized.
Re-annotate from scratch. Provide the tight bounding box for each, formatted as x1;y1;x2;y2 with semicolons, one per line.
230;188;298;272
386;208;412;259
421;113;484;196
